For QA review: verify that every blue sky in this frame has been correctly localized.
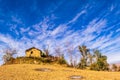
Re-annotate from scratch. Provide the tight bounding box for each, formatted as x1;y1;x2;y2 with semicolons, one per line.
0;0;120;64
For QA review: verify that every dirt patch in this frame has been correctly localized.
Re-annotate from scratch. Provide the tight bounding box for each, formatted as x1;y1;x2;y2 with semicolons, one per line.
62;69;72;72
69;75;84;80
34;68;53;72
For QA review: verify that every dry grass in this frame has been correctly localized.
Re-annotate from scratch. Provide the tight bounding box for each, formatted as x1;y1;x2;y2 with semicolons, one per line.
0;64;120;80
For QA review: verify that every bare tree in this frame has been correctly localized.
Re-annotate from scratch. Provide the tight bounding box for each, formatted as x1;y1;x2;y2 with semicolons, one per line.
2;48;17;63
88;52;93;66
73;54;78;68
66;42;75;67
43;44;49;57
54;46;62;58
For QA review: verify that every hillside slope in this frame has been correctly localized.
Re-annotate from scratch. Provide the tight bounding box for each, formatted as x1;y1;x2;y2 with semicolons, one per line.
0;64;120;80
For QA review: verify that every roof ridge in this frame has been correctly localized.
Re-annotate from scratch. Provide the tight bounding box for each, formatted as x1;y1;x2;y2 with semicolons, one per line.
26;47;41;52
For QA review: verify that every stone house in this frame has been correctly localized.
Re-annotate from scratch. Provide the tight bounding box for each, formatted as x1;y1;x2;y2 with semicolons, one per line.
25;47;42;58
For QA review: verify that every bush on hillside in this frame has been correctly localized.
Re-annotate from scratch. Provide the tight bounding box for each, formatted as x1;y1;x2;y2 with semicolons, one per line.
112;64;117;71
78;58;86;69
57;54;67;65
90;58;109;71
58;58;66;64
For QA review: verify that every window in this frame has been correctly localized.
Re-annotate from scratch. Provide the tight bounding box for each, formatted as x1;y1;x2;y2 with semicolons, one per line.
31;51;33;54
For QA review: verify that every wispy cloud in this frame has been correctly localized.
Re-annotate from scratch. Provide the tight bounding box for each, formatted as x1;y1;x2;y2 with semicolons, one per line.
20;27;30;33
11;16;22;24
68;10;86;24
51;24;67;36
0;8;120;64
116;28;120;32
83;19;106;35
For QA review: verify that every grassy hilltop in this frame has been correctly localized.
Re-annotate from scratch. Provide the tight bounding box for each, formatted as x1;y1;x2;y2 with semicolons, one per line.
1;46;120;80
0;64;120;80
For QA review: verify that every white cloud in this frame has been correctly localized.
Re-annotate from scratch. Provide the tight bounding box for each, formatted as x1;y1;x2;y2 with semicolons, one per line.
110;5;114;11
20;27;30;33
98;37;120;50
68;10;86;24
116;28;120;32
51;24;67;36
83;19;106;35
88;32;113;49
11;16;22;24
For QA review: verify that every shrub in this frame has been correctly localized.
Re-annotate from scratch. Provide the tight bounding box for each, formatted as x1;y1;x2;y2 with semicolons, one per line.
41;52;47;57
78;58;86;69
112;64;117;71
117;66;120;71
90;58;109;71
3;57;15;65
43;58;52;63
57;55;67;65
58;58;66;64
